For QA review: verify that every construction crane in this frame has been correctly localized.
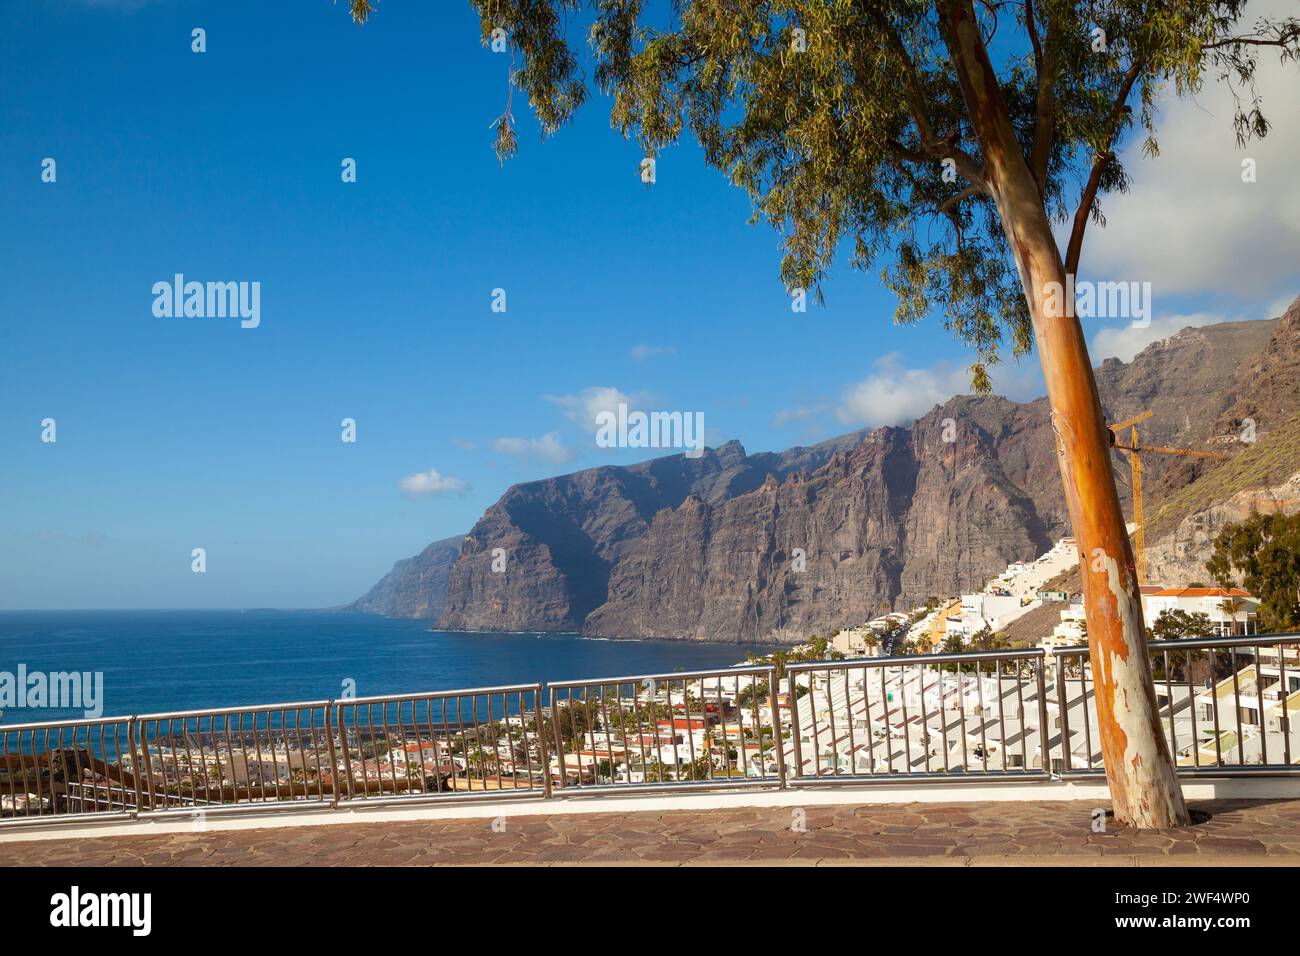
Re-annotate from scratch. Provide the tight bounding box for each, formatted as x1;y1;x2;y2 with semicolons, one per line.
1107;410;1230;583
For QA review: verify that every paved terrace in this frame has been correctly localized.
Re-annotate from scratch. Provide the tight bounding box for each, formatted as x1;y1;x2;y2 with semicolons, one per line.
6;798;1300;866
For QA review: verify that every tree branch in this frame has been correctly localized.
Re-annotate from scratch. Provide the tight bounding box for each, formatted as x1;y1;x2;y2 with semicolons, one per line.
1202;28;1300;51
886;138;931;166
873;7;989;189
1025;0;1057;195
1064;58;1144;275
938;183;982;214
1024;0;1042;69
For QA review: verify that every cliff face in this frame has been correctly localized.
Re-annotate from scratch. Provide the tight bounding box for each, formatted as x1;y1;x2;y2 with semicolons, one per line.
354;308;1294;642
1217;295;1300;437
1145;469;1300;585
437;436;866;631
347;535;464;619
1094;314;1285;500
583;409;1053;642
1144;302;1300;583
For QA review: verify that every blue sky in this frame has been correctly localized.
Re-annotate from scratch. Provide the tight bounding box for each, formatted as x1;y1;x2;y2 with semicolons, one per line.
2;1;1297;610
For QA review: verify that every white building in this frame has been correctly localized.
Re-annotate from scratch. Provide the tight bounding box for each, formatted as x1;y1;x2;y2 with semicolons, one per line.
1142;587;1260;635
945;537;1080;642
830;625;873;656
949;592;1035;639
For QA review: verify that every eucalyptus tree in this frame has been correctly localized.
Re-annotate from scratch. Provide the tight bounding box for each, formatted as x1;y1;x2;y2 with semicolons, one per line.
345;0;1298;827
1209;513;1300;631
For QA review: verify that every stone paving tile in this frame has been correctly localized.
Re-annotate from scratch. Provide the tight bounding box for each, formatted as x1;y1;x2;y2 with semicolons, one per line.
4;798;1300;866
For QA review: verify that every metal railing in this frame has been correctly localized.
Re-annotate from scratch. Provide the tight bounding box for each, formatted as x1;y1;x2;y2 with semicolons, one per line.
547;666;782;793
335;684;547;804
0;716;138;822
785;649;1050;781
135;700;336;814
1052;633;1300;777
4;635;1299;829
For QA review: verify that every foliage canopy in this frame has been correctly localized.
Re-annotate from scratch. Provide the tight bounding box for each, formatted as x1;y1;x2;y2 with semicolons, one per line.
1207;512;1300;632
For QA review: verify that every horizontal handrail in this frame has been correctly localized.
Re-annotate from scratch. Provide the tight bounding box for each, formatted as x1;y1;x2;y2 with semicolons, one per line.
342;683;540;706
787;647;1044;673
136;699;334;721
0;714;136;733
550;664;775;689
1051;632;1300;656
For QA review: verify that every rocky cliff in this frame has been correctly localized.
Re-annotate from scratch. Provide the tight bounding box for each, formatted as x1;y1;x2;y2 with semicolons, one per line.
582;407;1053;642
354;304;1296;642
1145;463;1300;585
437;434;869;631
1216;295;1300;436
347;535;464;619
1144;300;1300;582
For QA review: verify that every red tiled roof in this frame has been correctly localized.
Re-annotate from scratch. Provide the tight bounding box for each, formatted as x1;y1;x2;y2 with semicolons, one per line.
1149;587;1254;598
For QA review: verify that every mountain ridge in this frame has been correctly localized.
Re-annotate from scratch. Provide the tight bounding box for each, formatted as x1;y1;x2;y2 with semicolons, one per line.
351;305;1295;642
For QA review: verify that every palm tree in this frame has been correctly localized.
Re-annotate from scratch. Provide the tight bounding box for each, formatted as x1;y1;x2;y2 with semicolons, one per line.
1219;596;1246;636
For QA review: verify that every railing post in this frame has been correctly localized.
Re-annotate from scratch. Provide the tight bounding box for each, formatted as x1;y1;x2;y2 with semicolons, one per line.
1034;655;1051;775
138;717;157;812
1054;651;1072;773
337;702;355;803
535;684;552;799
324;701;339;808
786;667;803;782
765;667;786;789
127;717;142;818
1280;640;1292;767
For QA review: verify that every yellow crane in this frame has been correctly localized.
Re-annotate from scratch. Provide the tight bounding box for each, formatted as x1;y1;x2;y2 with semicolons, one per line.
1106;410;1229;583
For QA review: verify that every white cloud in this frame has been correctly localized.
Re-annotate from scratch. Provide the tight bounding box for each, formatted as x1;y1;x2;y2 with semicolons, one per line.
984;360;1045;402
1089;312;1229;363
397;467;467;497
836;354;974;427
545;386;647;433
1081;2;1300;299
492;432;577;465
788;354;1044;431
630;344;676;362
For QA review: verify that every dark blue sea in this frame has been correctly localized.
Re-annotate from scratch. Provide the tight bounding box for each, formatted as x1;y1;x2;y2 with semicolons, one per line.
0;611;774;723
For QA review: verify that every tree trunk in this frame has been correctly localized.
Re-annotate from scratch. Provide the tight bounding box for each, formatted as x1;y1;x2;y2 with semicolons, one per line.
1002;200;1189;829
943;0;1188;827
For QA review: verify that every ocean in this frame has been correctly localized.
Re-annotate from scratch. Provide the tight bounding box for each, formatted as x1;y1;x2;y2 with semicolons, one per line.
0;610;777;723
